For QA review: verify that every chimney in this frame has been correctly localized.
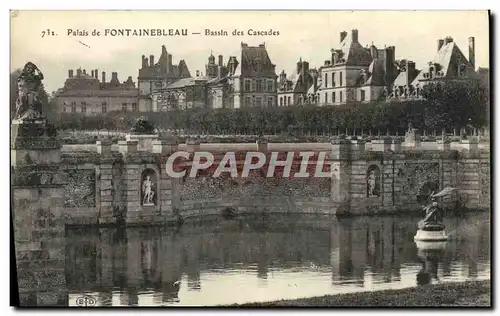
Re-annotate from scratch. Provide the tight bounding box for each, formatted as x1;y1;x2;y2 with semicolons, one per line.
196;70;200;77
340;31;347;43
351;29;359;43
406;61;416;83
370;44;378;59
468;37;475;69
91;70;94;78
296;58;303;75
141;55;148;68
331;49;337;65
302;61;309;74
218;55;223;67
162;45;167;54
438;39;445;51
384;46;396;86
112;72;118;80
102;71;106;83
68;69;73;78
76;68;82;76
149;55;154;67
445;36;453;44
95;69;98;79
167;53;172;74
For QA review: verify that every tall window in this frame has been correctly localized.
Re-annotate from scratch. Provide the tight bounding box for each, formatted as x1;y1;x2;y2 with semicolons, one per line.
267;80;273;92
340;91;343;103
122;103;128;112
360;90;366;101
324;73;328;88
280;97;283;106
245;96;251;107
102;102;107;114
71;102;76;113
332;73;336;87
267;97;274;107
81;102;87;113
287;96;291;106
332;92;336;103
132;102;138;111
325;93;328;104
255;97;262;107
256;79;263;92
244;80;251;92
339;72;343;86
251;80;256;92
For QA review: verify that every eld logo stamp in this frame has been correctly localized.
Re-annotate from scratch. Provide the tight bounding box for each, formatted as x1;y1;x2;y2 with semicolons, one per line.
76;295;96;307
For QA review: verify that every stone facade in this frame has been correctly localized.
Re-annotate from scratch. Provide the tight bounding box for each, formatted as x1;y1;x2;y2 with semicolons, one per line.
11;119;68;306
54;68;139;115
51;133;489;226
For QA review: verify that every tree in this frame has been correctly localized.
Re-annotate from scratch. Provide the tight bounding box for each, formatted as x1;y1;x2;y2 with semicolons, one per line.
421;80;488;130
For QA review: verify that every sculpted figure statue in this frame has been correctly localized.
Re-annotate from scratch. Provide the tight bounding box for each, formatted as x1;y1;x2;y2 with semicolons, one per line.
14;62;44;121
367;171;377;197
142;175;155;205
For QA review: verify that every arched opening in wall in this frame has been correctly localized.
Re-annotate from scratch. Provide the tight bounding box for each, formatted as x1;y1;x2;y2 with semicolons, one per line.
141;168;158;206
366;165;381;197
416;180;440;204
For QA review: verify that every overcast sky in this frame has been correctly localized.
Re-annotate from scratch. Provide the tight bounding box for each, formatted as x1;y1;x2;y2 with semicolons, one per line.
10;10;489;93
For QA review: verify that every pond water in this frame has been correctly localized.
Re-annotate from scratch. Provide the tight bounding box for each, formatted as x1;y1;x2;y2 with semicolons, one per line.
63;212;490;306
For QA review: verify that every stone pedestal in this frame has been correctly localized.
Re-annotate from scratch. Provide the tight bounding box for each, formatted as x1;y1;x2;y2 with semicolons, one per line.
11;119;68;306
186;140;201;153
330;140;352;214
126;133;158;152
152;140;178;155
391;139;402;152
256;139;268;152
461;138;479;152
350;140;365;160
371;138;392;152
437;139;451;151
118;140;138;154
404;129;421;149
96;140;112;154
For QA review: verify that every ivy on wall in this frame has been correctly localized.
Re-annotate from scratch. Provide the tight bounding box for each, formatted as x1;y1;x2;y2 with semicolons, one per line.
64;169;96;207
401;162;439;203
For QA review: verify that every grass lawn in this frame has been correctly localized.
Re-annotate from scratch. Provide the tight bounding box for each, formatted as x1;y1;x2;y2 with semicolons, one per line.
234;280;491;307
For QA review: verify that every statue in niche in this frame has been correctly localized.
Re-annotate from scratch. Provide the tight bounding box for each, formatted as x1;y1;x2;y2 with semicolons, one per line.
141;171;156;206
367;166;380;197
367;171;377;196
14;62;44;121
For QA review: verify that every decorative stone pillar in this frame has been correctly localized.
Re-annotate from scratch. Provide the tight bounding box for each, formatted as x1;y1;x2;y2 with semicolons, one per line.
437;139;451;151
350;139;365;160
256;139;268;152
391;139;402;152
330;139;352;215
186;139;201;153
96;140;112;155
118;140;138;154
99;153;116;225
11;118;68;306
371;138;392;152
461;138;479;152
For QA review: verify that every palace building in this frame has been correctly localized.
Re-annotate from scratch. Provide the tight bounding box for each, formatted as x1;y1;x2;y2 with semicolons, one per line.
53;68;139;115
277;58;320;106
151;42;278;110
137;45;191;111
317;29;397;105
388;36;478;101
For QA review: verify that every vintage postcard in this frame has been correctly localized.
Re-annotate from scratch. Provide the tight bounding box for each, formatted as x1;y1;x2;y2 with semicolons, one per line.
10;10;490;307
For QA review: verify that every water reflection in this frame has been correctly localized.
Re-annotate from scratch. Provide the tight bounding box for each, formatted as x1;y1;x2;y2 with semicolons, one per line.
60;212;491;306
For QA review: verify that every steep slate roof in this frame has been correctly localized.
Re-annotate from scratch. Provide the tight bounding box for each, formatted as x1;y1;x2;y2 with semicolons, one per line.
337;33;373;66
364;60;386;86
411;40;475;85
234;44;277;77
